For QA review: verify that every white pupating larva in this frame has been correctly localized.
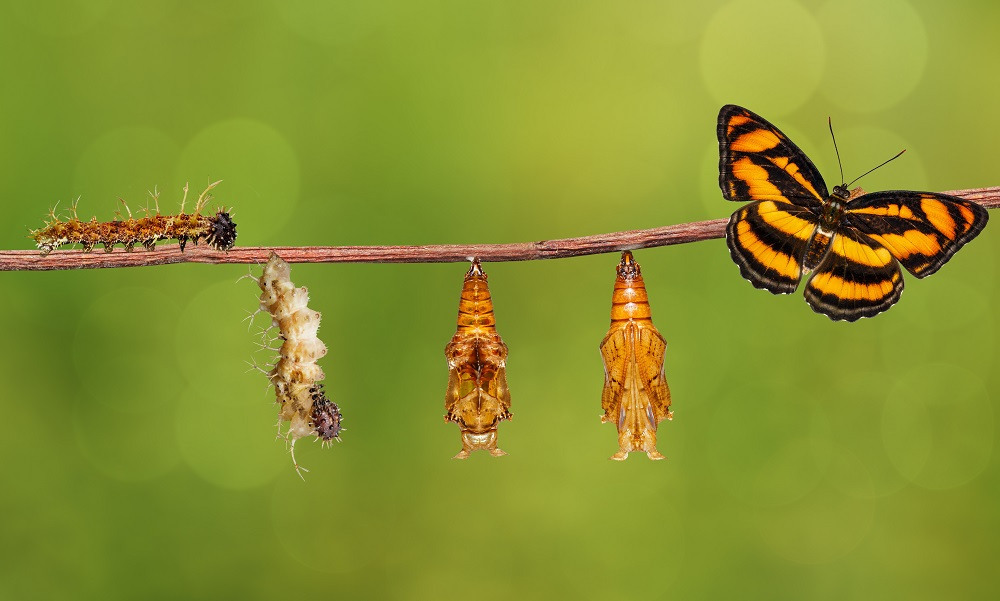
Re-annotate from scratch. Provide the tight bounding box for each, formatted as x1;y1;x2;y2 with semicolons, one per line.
257;252;342;475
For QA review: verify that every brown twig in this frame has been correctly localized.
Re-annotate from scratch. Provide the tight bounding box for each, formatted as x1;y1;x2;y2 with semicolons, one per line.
3;186;998;272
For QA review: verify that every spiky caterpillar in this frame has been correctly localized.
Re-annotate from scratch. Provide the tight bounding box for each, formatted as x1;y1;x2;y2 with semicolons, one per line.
257;252;342;473
30;181;237;255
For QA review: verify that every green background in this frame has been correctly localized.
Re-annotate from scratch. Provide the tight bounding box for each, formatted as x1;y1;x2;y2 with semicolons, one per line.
1;0;998;598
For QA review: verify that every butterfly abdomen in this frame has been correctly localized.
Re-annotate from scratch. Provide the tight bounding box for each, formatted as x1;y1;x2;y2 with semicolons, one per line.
802;230;834;273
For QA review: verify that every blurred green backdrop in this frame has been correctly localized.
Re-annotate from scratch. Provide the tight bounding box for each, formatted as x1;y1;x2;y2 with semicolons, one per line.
1;0;998;599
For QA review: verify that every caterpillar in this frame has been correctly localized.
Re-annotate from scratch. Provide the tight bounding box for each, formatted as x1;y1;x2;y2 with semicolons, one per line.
599;251;672;460
444;258;512;459
30;181;237;255
256;251;342;474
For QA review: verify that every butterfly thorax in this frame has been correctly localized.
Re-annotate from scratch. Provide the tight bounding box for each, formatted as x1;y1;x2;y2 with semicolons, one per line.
820;185;851;228
801;185;852;273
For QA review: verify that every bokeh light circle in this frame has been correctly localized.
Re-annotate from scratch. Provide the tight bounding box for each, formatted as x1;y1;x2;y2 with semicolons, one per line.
173;280;289;489
820;0;928;113
176;119;301;245
273;0;392;46
73;397;181;482
827;371;910;498
882;363;992;489
73;126;180;203
709;380;831;507
174;385;288;490
835;125;926;192
757;447;876;564
73;287;185;413
700;0;825;114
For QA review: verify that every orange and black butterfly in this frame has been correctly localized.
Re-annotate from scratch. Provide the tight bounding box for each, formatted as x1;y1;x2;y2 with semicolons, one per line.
718;104;988;321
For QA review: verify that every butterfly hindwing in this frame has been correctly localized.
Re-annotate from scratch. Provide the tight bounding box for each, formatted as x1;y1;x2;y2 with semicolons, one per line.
727;199;817;294
718;104;828;209
845;191;989;278
804;228;904;321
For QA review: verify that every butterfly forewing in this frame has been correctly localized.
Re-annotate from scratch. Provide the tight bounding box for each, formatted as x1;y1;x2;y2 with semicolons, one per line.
845;191;989;278
804;228;904;321
718;104;828;209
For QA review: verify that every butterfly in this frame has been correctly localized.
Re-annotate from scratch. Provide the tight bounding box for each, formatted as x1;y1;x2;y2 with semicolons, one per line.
718;104;989;321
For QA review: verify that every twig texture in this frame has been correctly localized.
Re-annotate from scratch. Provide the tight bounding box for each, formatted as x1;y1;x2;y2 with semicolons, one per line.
2;186;998;272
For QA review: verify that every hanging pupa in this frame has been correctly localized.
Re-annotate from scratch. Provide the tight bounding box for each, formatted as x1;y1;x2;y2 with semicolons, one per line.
256;252;342;474
599;251;672;460
443;258;512;459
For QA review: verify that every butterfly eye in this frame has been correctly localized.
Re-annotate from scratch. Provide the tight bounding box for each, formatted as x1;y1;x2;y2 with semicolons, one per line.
832;185;851;200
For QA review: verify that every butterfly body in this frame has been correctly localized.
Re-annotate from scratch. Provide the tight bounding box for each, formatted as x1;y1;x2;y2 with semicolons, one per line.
718;104;988;321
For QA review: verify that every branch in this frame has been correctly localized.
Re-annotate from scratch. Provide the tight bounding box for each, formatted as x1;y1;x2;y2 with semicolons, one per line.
3;186;998;271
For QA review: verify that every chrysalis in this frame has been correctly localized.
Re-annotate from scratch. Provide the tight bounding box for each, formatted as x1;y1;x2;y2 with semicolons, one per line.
30;181;236;255
599;251;672;460
444;259;512;459
256;252;342;474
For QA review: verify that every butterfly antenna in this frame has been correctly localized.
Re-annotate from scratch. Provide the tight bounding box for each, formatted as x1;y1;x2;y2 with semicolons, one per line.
829;116;845;185
846;149;906;189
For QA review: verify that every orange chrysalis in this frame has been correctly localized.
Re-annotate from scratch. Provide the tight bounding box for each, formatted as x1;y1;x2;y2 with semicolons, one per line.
599;251;672;460
444;259;512;459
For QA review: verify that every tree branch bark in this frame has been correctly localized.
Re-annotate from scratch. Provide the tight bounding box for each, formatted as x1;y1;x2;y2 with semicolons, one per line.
3;186;998;271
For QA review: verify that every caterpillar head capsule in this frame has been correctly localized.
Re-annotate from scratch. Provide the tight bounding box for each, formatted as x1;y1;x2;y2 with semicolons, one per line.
206;209;238;251
309;385;343;442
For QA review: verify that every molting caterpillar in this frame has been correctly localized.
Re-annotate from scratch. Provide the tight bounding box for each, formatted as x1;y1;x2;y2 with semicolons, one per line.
256;252;342;473
444;258;512;459
599;251;672;460
30;181;237;255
